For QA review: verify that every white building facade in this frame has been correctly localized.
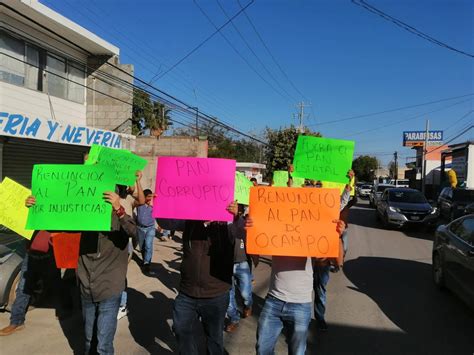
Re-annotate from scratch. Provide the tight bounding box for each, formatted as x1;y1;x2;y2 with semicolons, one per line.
0;0;134;187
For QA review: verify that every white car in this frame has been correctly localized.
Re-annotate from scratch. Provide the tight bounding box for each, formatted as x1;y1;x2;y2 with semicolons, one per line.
358;184;372;198
389;179;410;188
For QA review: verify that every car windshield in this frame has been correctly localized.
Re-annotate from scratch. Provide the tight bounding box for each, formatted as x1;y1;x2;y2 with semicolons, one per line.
377;186;391;193
389;190;427;204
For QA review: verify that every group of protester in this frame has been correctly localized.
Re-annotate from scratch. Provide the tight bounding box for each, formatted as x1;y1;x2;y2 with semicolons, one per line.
0;161;356;355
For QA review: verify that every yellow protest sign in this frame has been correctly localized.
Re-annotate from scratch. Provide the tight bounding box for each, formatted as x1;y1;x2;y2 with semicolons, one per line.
0;177;34;239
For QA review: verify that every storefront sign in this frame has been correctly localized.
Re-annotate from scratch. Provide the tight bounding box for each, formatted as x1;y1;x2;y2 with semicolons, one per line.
403;131;443;147
0;112;123;149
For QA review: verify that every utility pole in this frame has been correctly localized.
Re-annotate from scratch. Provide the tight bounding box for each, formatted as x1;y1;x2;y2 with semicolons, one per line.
421;119;429;195
296;102;310;133
394;151;398;180
194;107;199;137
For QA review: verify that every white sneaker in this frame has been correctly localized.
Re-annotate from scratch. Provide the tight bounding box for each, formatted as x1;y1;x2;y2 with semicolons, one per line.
117;306;128;320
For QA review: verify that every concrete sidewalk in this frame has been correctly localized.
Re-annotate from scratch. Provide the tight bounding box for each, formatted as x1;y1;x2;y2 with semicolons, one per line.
0;234;287;354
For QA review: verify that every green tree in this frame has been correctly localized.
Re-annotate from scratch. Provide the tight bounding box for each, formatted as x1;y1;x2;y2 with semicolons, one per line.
264;126;321;179
132;89;172;136
172;121;263;162
352;155;379;182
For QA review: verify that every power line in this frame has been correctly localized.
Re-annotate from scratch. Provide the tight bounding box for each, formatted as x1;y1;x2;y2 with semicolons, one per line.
192;0;293;103
156;0;255;80
236;0;307;100
428;123;474;155
352;0;474;59
0;6;267;146
442;109;473;132
345;98;473;137
61;0;242;128
307;93;474;127
215;0;297;102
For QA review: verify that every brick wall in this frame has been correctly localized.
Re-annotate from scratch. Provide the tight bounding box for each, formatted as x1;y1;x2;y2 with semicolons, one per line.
135;136;208;189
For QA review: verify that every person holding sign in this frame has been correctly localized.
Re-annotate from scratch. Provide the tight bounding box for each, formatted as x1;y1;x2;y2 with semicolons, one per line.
172;201;245;355
136;189;157;273
248;216;346;355
25;190;137;355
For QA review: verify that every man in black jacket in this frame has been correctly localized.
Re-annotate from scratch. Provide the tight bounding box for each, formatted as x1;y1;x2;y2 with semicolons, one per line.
172;201;244;355
24;191;137;355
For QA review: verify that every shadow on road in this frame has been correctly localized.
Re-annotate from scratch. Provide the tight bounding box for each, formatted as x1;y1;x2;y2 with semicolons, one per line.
127;288;176;354
328;256;474;354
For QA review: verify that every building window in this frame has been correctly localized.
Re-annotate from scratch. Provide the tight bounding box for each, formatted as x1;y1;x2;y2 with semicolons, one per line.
25;45;39;90
67;61;85;103
46;53;67;99
0;31;85;104
0;33;25;86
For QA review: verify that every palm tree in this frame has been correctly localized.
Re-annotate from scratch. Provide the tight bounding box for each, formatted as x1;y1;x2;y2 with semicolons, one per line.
147;101;172;137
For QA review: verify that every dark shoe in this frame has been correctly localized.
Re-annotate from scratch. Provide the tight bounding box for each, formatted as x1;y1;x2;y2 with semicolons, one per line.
0;324;25;336
142;264;151;273
225;322;239;333
242;307;252;318
317;320;328;332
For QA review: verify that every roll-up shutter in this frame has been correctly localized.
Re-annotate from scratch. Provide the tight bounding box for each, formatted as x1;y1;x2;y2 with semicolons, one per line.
3;138;87;188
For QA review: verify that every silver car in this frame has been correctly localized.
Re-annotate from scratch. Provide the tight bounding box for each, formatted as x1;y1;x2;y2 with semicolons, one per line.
376;188;438;228
369;183;394;207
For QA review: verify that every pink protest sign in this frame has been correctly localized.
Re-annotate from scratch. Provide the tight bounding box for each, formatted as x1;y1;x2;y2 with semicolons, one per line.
153;157;236;222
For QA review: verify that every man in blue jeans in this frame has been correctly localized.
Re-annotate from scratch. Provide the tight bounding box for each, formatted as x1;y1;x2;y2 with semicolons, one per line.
251;219;346;355
225;210;253;332
172;202;244;354
25;191;137;355
136;189;156;273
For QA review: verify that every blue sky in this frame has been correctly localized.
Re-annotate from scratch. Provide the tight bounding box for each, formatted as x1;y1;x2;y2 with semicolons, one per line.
42;0;473;166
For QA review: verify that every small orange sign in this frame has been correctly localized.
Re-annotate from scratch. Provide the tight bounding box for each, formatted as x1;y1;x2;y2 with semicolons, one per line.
51;233;81;269
247;187;340;258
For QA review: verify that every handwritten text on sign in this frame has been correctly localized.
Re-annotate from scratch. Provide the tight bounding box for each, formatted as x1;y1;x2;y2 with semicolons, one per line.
153;157;236;222
0;177;34;239
292;136;355;184
85;144;147;186
26;165;115;231
247;187;340;257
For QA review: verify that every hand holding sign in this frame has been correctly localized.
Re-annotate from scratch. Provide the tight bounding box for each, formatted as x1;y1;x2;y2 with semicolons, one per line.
153;157;236;222
246;186;341;258
26;164;115;231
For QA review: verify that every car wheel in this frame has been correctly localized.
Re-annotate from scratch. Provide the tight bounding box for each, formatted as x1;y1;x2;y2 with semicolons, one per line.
432;252;445;289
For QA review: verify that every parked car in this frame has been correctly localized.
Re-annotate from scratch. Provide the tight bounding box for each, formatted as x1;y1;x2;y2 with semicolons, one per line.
389;179;410;188
369;183;394;207
465;202;474;215
437;187;474;221
0;228;27;310
432;214;474;310
358;184;372;199
376;188;438;228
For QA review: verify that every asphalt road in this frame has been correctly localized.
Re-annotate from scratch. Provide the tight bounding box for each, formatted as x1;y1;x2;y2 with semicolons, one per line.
0;199;473;354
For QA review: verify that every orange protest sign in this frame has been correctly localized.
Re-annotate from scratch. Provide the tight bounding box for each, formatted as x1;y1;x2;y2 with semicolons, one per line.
247;187;340;258
51;233;81;269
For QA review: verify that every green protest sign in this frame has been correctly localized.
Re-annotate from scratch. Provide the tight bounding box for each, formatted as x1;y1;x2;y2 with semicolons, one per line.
292;176;306;187
234;172;253;205
272;171;289;187
26;164;115;231
85;144;147;186
292;136;355;184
